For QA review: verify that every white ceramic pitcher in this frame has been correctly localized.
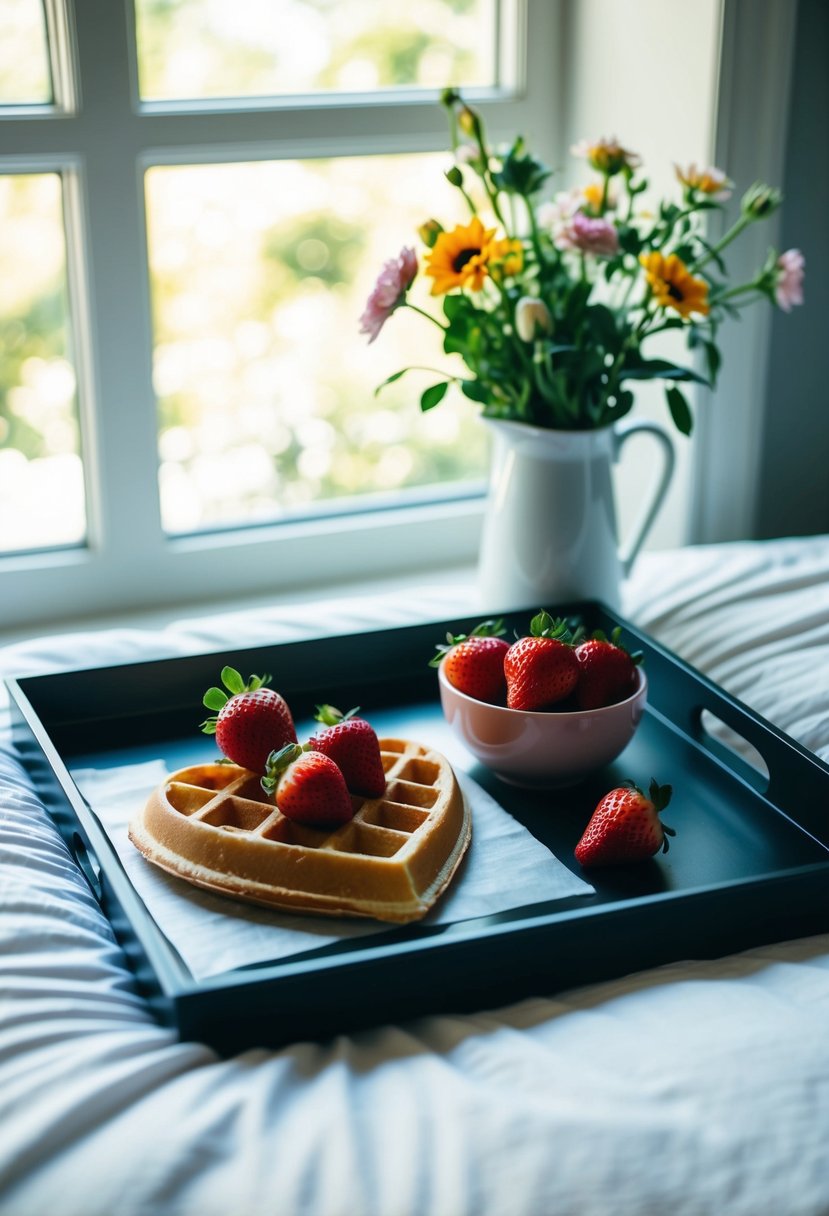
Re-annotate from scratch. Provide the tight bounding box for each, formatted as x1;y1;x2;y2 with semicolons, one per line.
477;417;675;612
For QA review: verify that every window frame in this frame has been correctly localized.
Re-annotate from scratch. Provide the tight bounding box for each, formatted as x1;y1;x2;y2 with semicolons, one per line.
0;0;566;631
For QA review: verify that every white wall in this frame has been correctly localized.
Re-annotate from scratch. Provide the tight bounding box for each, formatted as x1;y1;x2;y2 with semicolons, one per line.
558;0;723;550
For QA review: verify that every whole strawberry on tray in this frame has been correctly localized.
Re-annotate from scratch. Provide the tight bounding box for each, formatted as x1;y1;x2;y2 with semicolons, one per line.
575;779;675;867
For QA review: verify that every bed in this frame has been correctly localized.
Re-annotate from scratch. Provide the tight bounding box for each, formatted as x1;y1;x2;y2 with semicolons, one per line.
2;534;829;1216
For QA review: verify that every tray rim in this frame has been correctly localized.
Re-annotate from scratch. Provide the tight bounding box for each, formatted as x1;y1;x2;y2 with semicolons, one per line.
7;600;829;1043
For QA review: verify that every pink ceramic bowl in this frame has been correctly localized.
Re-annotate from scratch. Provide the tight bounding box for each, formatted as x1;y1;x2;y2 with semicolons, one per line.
438;664;647;787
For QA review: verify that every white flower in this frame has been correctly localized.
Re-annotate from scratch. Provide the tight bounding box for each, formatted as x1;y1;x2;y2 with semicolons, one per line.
515;297;553;343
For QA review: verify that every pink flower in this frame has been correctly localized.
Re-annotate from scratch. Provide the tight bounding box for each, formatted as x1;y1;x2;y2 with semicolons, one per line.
774;248;805;312
537;189;581;235
359;246;418;343
555;211;620;257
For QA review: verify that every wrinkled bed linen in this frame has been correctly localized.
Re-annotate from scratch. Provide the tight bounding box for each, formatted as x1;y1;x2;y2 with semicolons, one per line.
1;536;829;1216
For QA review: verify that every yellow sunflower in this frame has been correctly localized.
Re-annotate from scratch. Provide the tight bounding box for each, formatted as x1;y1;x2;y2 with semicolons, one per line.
425;216;497;295
487;236;524;280
639;252;710;318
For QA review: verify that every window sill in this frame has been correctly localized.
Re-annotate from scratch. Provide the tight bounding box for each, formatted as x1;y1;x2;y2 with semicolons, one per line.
0;561;481;652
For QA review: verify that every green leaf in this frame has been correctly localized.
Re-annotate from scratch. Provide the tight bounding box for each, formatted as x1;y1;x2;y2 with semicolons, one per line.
374;368;409;396
221;666;245;695
490;136;552;197
203;687;229;711
584;304;618;347
567;279;592;315
617;226;641;256
443;330;470;356
703;340;721;385
200;718;218;735
460;379;490;403
420;381;450;412
672;243;695;263
443;294;473;323
666;384;693;436
622;357;709;386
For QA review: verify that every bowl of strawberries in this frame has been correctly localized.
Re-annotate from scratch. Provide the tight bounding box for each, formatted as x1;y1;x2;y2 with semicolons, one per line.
434;612;647;787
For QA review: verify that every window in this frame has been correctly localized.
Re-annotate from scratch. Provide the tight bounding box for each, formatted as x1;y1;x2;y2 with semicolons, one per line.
0;0;51;105
0;173;84;554
133;0;499;100
0;0;559;631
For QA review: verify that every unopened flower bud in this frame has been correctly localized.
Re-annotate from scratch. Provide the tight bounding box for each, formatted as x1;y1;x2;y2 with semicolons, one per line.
515;296;553;343
741;182;783;220
440;87;460;108
445;165;464;188
418;219;444;248
458;106;479;137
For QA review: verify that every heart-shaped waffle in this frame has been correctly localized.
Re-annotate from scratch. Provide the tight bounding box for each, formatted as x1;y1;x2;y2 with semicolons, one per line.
129;738;470;923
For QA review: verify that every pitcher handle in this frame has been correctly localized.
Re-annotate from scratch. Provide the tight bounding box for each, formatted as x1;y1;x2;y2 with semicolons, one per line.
613;419;676;575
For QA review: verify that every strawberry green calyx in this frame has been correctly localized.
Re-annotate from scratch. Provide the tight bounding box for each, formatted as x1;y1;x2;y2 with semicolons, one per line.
528;611;575;643
429;618;506;668
626;777;675;851
313;704;359;727
261;742;306;795
200;667;272;734
589;625;644;666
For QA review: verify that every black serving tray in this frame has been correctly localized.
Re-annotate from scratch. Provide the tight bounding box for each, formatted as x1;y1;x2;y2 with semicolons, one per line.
7;601;829;1055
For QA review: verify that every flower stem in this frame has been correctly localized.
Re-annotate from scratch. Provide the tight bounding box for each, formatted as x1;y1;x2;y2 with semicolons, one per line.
526;199;545;270
690;212;752;273
710;283;765;307
404;303;448;330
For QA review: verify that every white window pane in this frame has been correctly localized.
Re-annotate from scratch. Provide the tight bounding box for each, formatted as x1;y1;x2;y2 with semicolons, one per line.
134;0;497;101
0;174;86;555
0;0;51;105
145;153;488;536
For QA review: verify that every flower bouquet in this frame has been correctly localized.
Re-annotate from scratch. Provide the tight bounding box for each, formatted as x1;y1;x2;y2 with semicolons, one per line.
360;89;804;437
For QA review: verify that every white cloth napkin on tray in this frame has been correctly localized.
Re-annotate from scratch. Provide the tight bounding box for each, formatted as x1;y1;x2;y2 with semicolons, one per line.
70;760;594;982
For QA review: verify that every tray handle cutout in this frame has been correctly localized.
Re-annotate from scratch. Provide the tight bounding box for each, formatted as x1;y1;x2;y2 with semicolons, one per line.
682;690;829;845
695;708;770;793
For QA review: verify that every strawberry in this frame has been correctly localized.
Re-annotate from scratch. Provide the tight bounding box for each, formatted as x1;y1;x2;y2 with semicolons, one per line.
504;611;579;711
308;705;386;798
575;779;675;867
430;618;509;704
574;627;643;710
262;744;354;827
200;667;297;774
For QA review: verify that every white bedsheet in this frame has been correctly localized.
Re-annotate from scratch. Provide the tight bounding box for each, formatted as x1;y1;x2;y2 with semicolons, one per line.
2;536;829;1216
